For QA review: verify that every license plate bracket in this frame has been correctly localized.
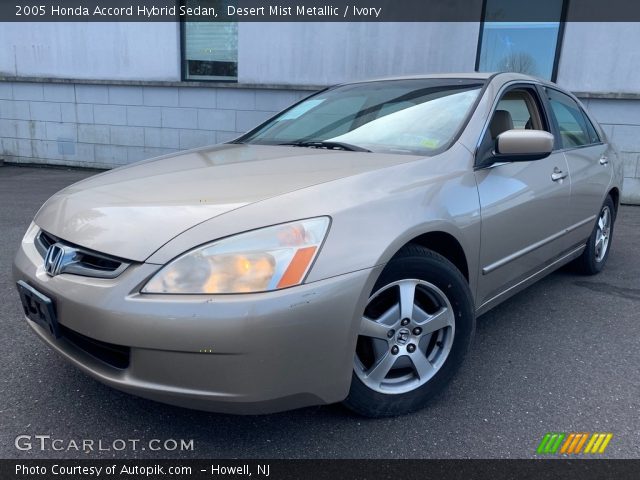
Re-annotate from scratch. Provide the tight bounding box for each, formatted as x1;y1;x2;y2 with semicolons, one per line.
16;280;60;339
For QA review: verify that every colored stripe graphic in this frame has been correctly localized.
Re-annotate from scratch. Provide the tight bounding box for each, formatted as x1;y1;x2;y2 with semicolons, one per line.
574;433;589;453
561;432;586;454
598;433;614;453
549;433;565;453
538;433;613;455
537;433;552;454
584;433;614;454
560;433;575;454
537;433;565;454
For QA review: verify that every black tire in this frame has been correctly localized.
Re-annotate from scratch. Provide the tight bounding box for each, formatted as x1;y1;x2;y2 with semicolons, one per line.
343;245;475;417
573;195;616;275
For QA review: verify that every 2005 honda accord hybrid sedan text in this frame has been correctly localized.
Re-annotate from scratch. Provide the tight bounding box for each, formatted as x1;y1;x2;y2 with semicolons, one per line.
14;73;622;417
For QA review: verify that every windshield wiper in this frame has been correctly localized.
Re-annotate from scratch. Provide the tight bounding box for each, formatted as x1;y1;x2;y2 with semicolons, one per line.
279;141;371;152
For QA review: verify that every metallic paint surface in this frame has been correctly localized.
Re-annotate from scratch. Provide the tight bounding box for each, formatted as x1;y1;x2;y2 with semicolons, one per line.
13;73;624;413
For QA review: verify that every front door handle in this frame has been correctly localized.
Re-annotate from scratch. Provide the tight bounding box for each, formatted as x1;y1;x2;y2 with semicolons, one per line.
599;156;609;166
551;168;568;182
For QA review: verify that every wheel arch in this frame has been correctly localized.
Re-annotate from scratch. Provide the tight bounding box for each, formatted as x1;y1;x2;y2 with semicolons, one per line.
608;186;620;213
391;230;470;282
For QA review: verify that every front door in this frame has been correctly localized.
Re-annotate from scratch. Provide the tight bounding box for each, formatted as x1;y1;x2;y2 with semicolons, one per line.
475;84;572;307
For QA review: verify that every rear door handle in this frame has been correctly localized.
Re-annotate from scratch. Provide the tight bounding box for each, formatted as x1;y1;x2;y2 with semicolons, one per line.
551;168;568;182
599;156;609;166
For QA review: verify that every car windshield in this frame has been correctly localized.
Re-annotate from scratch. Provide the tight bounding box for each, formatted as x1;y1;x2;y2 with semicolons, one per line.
238;79;484;155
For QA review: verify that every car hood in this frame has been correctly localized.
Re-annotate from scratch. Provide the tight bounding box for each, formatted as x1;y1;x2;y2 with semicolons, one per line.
34;144;415;261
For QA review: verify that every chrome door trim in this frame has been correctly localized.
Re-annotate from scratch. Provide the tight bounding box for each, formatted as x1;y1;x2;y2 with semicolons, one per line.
482;215;596;275
477;244;586;314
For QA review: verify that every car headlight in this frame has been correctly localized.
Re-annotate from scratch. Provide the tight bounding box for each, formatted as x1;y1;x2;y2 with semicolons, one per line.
142;217;330;294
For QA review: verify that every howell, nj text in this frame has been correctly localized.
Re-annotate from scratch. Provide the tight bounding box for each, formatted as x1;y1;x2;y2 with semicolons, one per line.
208;464;271;476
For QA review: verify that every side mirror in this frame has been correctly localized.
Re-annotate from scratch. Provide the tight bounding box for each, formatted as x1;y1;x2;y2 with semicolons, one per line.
494;129;554;161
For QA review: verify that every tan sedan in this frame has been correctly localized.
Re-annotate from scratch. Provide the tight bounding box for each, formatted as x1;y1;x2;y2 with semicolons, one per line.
13;73;622;416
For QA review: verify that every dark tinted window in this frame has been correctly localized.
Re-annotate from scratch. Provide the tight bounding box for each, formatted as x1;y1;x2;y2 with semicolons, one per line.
545;88;592;148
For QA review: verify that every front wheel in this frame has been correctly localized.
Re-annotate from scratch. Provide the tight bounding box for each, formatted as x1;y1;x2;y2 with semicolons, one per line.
343;245;475;417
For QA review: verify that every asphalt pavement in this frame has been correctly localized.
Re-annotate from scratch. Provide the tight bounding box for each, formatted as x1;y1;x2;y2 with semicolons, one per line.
1;165;638;459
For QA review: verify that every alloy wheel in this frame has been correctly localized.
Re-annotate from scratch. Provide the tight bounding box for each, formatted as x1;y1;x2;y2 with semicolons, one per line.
595;206;611;262
354;279;455;394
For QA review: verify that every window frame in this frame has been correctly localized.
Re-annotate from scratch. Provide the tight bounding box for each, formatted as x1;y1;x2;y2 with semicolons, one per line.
541;86;605;152
235;78;491;156
180;16;239;83
494;89;545;131
580;107;602;144
475;81;552;167
474;0;569;82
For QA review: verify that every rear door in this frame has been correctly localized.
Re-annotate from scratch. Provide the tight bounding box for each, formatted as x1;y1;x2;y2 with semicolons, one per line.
542;87;612;248
474;83;573;307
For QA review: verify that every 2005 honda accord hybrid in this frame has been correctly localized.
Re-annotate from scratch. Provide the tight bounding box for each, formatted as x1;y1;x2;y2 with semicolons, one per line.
14;73;621;416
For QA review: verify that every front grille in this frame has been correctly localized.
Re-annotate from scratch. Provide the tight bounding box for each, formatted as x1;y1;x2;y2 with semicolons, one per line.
37;230;56;252
59;324;130;369
35;229;130;279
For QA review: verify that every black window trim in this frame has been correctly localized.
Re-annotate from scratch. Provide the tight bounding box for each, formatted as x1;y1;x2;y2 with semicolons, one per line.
579;106;603;144
474;80;552;168
542;85;605;153
474;0;568;82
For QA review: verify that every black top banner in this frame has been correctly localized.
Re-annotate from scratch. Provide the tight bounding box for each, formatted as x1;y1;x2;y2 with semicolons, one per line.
4;0;640;22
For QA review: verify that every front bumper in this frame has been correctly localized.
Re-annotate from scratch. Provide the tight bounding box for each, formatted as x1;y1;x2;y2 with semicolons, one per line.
13;231;381;414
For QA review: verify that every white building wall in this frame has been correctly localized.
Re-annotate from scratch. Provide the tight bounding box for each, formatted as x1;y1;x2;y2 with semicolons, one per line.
0;22;480;86
556;23;640;94
555;23;640;204
0;21;639;203
0;23;180;81
0;81;308;169
238;22;480;85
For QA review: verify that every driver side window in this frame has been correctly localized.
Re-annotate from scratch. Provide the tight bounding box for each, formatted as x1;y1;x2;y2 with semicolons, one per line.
489;89;547;140
476;86;551;166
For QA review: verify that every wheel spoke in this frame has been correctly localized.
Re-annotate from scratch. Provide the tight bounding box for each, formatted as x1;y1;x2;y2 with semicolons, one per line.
359;316;391;339
598;216;605;230
410;351;436;380
398;280;416;320
412;305;431;324
366;352;396;384
415;307;454;335
377;304;401;326
595;232;604;247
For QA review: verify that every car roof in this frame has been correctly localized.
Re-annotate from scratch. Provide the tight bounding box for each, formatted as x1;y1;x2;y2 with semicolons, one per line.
341;72;554;87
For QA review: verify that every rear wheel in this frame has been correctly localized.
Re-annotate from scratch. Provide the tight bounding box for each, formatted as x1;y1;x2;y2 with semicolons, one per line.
343;245;474;417
573;196;616;275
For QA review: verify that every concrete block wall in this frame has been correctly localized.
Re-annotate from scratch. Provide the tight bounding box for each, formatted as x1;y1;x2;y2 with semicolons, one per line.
0;81;308;169
1;81;639;205
581;98;640;205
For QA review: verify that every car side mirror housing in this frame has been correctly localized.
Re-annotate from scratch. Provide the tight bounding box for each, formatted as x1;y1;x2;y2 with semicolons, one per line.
494;130;554;161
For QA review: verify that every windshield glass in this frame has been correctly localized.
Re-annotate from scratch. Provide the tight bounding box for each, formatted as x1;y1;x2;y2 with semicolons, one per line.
239;79;484;155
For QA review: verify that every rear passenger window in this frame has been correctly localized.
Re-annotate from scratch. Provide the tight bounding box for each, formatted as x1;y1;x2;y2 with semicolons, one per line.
545;89;593;148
